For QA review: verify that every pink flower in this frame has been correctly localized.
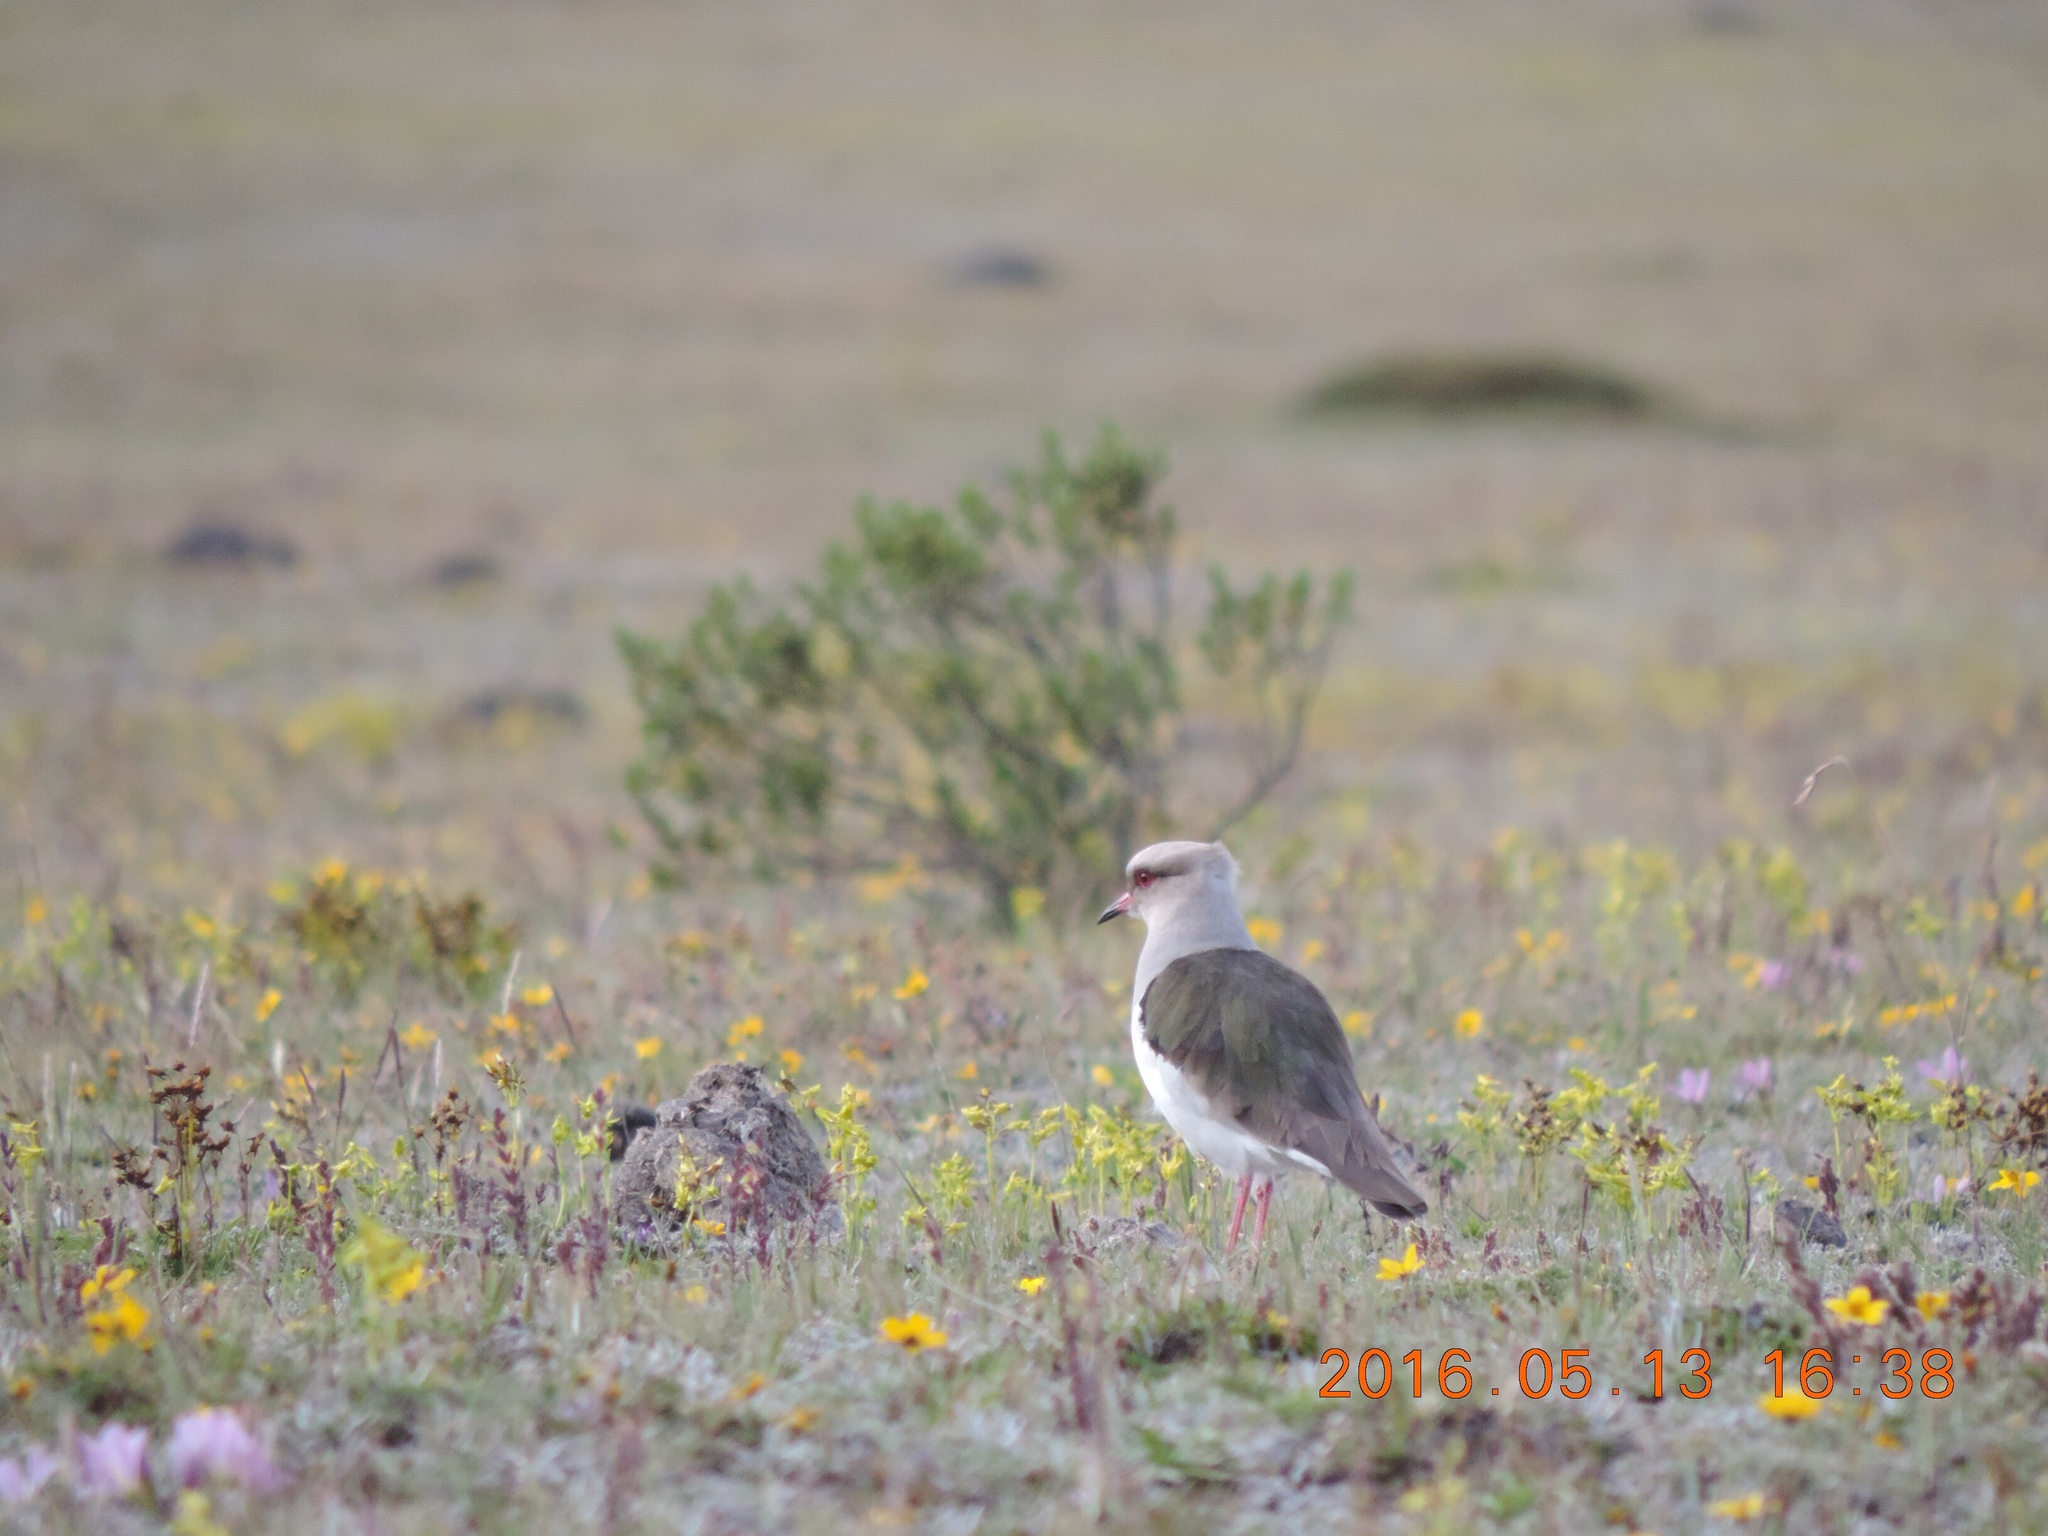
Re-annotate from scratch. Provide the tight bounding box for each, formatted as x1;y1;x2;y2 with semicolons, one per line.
1737;1058;1772;1096
1826;949;1864;976
73;1422;148;1498
1916;1047;1967;1086
1932;1173;1971;1200
167;1407;283;1493
0;1446;58;1504
1674;1068;1711;1105
1757;960;1789;991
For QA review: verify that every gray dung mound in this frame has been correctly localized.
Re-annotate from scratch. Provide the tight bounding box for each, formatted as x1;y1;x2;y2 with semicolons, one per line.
613;1063;840;1243
1774;1199;1847;1249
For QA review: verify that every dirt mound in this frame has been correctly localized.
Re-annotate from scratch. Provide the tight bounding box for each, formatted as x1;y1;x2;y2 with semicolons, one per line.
613;1063;841;1244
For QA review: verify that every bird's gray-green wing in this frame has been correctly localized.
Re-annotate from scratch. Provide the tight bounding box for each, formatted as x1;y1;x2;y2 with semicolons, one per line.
1140;949;1427;1218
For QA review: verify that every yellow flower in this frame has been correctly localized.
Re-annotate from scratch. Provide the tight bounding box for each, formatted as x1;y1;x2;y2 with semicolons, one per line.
1091;1064;1115;1087
784;1407;818;1433
1873;1431;1904;1451
544;1041;571;1064
1017;1276;1047;1296
489;1013;522;1035
778;1049;805;1075
634;1037;663;1060
1567;1036;1587;1052
879;1312;948;1352
1915;1290;1950;1321
172;1489;229;1536
340;1218;431;1304
521;984;555;1007
1377;1243;1424;1282
1299;939;1327;964
694;1218;726;1237
1757;1389;1823;1420
81;1269;150;1354
400;1021;437;1050
956;1061;978;1081
1454;1009;1484;1039
80;1265;133;1304
1010;887;1045;923
255;988;283;1023
894;970;929;1000
1246;918;1283;948
726;1015;764;1051
1707;1492;1774;1520
23;895;47;928
682;1285;709;1305
1824;1286;1890;1327
1990;1168;2041;1197
1343;1011;1373;1037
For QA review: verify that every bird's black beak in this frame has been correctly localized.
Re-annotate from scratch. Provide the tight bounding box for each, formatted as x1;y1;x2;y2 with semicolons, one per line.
1097;891;1132;924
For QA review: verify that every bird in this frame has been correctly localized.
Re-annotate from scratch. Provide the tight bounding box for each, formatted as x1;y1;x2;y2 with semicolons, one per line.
1099;839;1426;1254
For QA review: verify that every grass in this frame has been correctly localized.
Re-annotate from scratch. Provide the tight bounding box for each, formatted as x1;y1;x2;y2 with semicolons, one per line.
2;0;2048;1530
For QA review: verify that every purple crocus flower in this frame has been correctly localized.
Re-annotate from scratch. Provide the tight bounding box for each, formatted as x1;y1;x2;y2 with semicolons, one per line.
1737;1058;1772;1097
73;1422;148;1498
167;1407;283;1493
1916;1046;1967;1085
1756;960;1789;991
1932;1173;1971;1201
0;1446;58;1504
1826;949;1865;976
1674;1068;1711;1105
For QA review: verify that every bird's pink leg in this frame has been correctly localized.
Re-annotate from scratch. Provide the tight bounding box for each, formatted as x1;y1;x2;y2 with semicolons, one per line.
1225;1174;1254;1252
1250;1177;1275;1254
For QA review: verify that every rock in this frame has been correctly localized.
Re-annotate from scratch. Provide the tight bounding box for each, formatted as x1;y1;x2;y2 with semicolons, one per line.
427;551;502;588
164;522;299;568
945;246;1053;290
607;1103;659;1161
612;1063;841;1243
1774;1199;1847;1249
1078;1215;1181;1253
453;687;585;729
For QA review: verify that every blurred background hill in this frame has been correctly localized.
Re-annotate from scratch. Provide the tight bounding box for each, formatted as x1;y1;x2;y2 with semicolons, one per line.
3;0;2046;904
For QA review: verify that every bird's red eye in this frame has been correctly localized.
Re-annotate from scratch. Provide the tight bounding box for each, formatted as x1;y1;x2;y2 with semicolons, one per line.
1133;871;1154;888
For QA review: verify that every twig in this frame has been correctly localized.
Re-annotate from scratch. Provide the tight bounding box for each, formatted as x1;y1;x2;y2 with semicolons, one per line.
185;961;211;1050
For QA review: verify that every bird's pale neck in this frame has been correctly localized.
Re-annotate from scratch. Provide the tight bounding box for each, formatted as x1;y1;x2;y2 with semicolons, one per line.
1133;898;1255;1000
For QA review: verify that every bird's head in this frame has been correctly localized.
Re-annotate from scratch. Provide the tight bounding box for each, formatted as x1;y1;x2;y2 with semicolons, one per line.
1098;840;1241;929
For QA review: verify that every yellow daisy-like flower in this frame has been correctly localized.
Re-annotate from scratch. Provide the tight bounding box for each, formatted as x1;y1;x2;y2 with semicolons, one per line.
1377;1243;1424;1282
81;1268;151;1355
1454;1009;1484;1039
1091;1064;1115;1088
778;1049;805;1075
1707;1492;1775;1519
1873;1431;1904;1451
254;988;283;1024
1915;1290;1950;1321
894;970;930;1001
80;1265;133;1304
1246;918;1283;948
1017;1276;1047;1296
400;1021;437;1051
1757;1389;1823;1420
634;1037;663;1060
879;1313;948;1352
1990;1167;2041;1197
521;984;555;1007
1823;1286;1890;1327
682;1285;709;1305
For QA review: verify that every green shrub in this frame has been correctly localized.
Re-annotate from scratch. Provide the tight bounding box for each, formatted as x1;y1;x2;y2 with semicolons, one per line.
619;428;1353;925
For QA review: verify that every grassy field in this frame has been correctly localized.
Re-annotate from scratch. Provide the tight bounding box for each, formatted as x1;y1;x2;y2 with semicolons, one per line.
4;0;2048;1530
